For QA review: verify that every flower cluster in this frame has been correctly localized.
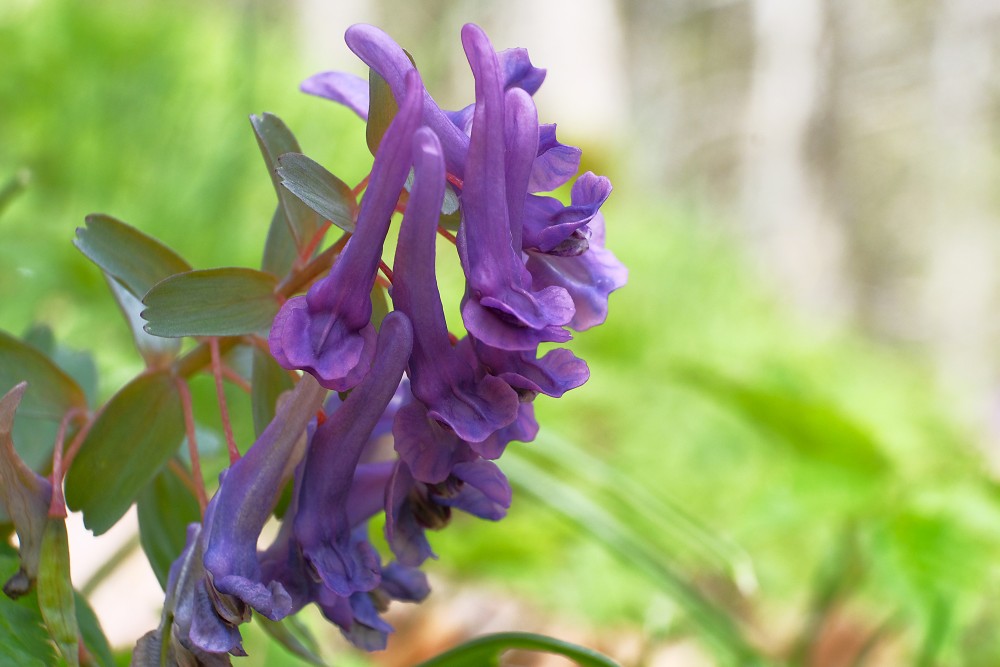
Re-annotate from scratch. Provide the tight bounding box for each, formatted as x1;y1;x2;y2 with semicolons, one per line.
141;23;625;661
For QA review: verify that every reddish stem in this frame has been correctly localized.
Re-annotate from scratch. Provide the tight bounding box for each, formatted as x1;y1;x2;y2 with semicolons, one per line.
174;377;208;513
167;459;202;508
298;220;333;264
61;409;97;478
378;260;395;284
446;173;464;189
352;174;370;198
437;226;458;244
209;338;240;464
219;364;252;394
47;410;77;518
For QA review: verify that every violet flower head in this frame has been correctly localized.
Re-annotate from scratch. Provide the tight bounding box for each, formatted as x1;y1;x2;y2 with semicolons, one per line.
391;126;519;445
269;69;423;391
458;24;575;352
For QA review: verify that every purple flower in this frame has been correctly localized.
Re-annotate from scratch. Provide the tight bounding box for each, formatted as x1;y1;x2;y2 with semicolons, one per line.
385;454;512;567
258;459;427;651
457;24;574;352
469;339;589;400
522;171;613;255
303;24;550;182
134;524;239;664
269;70;423;391
526;212;628;331
293;311;413;597
391;126;519;444
193;375;328;655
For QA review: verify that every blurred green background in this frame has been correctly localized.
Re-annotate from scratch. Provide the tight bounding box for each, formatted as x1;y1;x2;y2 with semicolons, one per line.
4;1;1000;665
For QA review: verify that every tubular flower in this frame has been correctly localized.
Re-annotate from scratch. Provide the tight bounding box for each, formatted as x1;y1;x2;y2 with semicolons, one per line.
293;311;413;597
391;127;519;443
194;375;328;654
268;69;423;391
458;24;575;352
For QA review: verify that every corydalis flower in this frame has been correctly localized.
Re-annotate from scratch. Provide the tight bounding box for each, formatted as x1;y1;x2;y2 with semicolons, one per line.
269;70;423;391
391;127;519;444
385;453;512;567
458;24;574;352
193;375;328;654
527;212;628;331
293;311;412;598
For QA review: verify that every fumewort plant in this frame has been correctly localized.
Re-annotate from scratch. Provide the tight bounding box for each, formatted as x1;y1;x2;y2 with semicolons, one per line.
0;23;625;666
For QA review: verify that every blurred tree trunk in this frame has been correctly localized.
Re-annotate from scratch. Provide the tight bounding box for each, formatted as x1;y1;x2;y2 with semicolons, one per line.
741;0;849;318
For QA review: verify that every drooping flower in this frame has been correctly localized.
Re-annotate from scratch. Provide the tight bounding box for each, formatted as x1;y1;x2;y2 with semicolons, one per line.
293;311;413;597
457;24;574;352
191;374;328;655
391;126;519;444
268;70;423;391
385;453;512;567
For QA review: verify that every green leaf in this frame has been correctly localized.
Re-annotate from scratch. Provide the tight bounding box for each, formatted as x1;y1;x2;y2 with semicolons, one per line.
65;371;184;535
250;347;294;438
251;113;324;255
37;520;79;666
74;590;114;667
414;632;621;667
276;153;357;234
136;463;201;590
366;68;397;156
254;615;325;667
0;330;87;422
22;325;99;409
677;367;890;477
503;454;767;665
261;205;299;278
0;545;54;666
105;276;182;366
141;267;280;338
530;432;757;595
74;214;191;298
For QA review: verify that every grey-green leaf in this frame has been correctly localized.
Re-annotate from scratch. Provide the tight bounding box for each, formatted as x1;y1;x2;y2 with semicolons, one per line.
276;153;357;234
74;590;114;667
252;113;324;256
261;205;299;278
137;463;201;590
0;330;87;421
250;347;294;438
255;615;325;667
141;268;280;338
74;214;191;298
106;274;182;365
65;371;184;535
